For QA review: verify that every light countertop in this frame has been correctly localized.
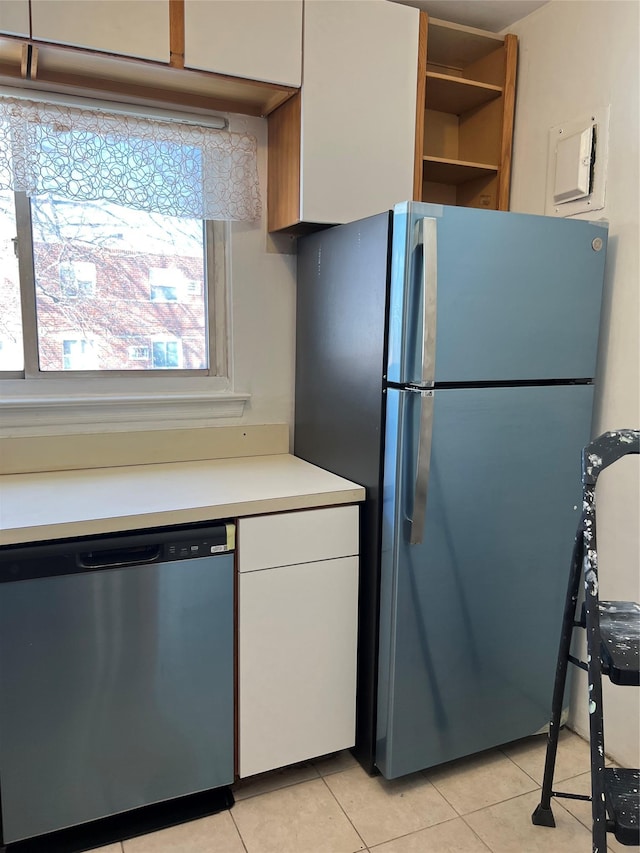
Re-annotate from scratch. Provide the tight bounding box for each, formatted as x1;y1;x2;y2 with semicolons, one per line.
0;454;365;546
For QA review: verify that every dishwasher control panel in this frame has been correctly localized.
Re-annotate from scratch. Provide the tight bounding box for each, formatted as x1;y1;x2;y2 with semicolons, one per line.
0;522;236;582
162;522;236;561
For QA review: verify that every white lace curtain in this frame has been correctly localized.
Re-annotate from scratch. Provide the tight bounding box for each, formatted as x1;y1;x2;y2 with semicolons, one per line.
0;96;262;221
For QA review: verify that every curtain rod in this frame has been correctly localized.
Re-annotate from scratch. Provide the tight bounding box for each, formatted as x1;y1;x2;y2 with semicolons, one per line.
0;85;228;130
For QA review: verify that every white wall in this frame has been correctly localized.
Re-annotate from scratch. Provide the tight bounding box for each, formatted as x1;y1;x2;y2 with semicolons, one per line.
507;0;639;767
228;114;297;433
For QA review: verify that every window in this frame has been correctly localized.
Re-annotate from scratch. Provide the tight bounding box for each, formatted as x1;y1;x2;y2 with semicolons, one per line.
0;94;261;400
62;338;98;371
128;345;150;361
152;338;183;369
58;261;97;298
149;267;180;303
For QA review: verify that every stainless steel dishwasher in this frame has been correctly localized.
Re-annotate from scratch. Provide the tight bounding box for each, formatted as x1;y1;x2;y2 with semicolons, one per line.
0;522;235;845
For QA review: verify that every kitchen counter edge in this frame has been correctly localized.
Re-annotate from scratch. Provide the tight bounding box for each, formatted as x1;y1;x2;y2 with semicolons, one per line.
0;453;366;546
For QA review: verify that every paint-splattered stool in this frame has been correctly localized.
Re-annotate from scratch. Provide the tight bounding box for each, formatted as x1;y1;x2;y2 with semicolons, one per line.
532;429;639;852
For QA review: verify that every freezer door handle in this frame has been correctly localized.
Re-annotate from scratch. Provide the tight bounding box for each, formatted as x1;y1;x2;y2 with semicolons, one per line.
419;218;438;386
410;390;435;545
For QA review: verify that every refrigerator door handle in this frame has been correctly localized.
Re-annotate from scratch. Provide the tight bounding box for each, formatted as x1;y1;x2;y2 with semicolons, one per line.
419;218;438;386
409;389;435;545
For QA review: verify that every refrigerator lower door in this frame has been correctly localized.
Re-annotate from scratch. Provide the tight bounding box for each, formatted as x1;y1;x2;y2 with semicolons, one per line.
376;383;594;779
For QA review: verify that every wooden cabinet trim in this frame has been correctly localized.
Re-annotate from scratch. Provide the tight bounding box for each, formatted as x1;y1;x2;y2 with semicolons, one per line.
498;33;518;211
412;11;428;201
169;0;185;69
267;90;301;231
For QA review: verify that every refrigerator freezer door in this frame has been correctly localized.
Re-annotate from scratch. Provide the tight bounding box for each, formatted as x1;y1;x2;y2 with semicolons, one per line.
376;384;594;779
387;202;608;384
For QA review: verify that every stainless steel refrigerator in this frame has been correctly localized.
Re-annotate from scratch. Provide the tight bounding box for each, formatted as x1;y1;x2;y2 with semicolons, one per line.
294;201;608;779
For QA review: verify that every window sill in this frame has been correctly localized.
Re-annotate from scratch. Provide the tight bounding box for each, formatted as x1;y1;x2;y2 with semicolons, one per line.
0;384;250;436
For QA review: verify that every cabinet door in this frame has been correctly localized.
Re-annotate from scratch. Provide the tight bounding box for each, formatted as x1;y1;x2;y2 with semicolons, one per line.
301;0;419;224
184;0;302;87
0;0;29;37
239;556;358;777
30;1;170;63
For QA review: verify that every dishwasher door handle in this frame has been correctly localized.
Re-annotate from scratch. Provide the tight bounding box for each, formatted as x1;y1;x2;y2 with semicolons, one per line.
76;545;161;570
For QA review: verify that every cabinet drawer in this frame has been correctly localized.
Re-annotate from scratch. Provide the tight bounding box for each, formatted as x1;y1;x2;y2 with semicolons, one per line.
238;505;358;573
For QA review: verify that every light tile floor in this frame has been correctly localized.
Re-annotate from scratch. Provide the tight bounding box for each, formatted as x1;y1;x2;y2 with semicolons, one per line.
93;730;625;853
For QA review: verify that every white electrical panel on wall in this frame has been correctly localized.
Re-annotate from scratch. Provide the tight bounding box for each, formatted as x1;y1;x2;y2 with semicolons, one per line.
545;106;610;217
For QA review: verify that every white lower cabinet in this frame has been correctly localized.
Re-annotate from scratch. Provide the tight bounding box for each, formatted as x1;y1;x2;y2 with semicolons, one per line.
238;507;359;778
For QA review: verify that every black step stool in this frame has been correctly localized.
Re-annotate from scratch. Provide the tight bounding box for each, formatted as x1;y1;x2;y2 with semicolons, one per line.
532;429;640;851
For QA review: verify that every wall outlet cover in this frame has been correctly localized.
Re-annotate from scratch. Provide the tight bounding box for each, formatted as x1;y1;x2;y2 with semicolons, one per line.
545;106;610;218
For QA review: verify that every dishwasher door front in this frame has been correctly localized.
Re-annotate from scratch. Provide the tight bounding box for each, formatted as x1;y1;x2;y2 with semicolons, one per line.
0;539;234;844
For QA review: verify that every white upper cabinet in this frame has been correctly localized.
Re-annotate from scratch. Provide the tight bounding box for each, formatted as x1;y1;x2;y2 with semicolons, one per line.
30;1;170;63
184;0;302;87
301;0;419;224
0;1;30;37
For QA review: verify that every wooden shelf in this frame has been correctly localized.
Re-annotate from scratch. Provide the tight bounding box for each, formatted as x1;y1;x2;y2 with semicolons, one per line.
426;71;501;115
422;156;498;185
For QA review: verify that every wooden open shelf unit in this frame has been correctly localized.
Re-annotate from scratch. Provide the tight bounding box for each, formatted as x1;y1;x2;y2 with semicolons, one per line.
413;16;517;211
